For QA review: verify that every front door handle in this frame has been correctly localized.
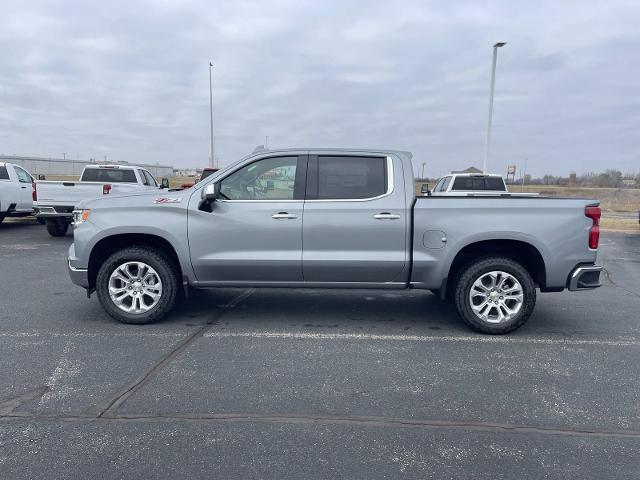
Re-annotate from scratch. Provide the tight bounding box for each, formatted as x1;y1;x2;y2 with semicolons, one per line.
374;212;401;220
272;212;298;220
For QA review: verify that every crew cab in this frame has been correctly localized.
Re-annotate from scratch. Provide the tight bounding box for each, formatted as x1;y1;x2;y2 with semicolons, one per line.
0;162;36;223
35;164;168;236
67;148;603;334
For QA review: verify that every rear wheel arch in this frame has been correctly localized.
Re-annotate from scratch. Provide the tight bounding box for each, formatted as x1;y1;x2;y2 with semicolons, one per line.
88;233;183;289
445;239;547;296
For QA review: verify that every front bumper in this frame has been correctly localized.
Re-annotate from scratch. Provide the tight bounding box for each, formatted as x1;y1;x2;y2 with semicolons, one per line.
568;264;603;291
68;259;90;288
68;243;90;289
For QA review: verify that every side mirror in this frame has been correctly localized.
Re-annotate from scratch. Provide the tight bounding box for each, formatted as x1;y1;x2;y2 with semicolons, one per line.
420;183;431;195
160;178;170;189
199;183;220;213
201;182;220;201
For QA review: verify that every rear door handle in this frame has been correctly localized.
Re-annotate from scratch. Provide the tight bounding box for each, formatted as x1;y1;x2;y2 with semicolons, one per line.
272;212;298;220
374;212;401;220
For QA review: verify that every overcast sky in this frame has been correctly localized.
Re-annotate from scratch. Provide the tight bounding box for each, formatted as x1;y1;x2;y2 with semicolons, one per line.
1;0;638;177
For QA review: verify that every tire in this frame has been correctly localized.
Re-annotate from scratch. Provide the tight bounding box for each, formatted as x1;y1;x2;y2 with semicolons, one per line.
96;247;178;324
45;219;69;236
0;215;5;224
36;217;46;225
453;256;536;334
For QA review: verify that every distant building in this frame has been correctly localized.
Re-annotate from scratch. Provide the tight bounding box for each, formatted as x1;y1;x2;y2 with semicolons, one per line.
0;154;174;178
451;166;483;174
622;179;636;187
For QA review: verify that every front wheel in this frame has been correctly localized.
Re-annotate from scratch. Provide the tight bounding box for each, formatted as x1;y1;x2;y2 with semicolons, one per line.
454;257;536;334
45;219;69;236
96;247;179;324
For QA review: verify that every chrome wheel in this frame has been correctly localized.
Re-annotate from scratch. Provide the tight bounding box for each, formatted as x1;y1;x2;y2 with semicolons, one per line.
108;261;163;314
468;270;523;324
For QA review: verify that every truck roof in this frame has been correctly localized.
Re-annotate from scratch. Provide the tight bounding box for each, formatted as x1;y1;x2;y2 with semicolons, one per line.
448;173;503;178
83;164;142;170
243;148;413;160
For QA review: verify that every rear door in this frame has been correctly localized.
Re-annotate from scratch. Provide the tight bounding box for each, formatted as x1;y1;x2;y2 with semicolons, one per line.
12;165;34;211
302;154;408;283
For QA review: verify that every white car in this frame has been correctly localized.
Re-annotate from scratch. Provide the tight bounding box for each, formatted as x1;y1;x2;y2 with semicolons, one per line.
0;162;36;224
35;164;169;236
429;173;510;196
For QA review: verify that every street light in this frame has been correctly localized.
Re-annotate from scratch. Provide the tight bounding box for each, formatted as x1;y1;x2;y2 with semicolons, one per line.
208;62;215;168
483;42;506;174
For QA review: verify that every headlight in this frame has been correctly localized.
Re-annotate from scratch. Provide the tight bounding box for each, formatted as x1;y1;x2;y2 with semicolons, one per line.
72;209;91;226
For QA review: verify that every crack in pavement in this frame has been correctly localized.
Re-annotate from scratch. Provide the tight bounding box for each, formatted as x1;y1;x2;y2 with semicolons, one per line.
0;386;50;415
90;289;255;418
603;266;640;300
1;411;640;440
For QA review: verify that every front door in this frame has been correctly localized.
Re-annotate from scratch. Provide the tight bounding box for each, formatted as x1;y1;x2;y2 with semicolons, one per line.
302;154;408;284
188;155;307;284
12;166;34;211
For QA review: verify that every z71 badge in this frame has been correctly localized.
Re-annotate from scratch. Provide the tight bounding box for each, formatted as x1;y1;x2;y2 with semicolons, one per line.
154;197;182;204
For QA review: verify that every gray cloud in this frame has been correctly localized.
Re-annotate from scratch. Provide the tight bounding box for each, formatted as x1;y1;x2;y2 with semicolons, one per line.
0;0;638;177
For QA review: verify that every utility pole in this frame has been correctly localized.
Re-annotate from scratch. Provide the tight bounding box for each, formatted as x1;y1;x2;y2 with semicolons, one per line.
521;158;528;192
62;153;66;160
265;136;269;149
421;162;426;180
208;62;215;168
483;42;506;174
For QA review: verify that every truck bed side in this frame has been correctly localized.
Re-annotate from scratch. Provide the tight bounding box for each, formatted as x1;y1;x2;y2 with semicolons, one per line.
411;196;598;291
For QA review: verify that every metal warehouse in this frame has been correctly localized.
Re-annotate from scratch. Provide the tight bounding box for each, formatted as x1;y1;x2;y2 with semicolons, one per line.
0;155;174;179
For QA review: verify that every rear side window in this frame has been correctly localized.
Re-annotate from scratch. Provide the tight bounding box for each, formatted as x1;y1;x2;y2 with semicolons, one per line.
0;166;9;180
315;156;386;199
452;176;505;191
81;168;137;183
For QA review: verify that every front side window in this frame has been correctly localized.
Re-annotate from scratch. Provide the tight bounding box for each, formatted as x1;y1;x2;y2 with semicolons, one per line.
81;168;138;183
442;176;453;191
433;178;445;192
220;156;298;200
316;156;386;199
13;166;32;183
147;172;158;187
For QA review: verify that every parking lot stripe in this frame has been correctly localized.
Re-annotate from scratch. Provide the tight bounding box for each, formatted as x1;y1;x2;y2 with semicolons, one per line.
202;331;640;346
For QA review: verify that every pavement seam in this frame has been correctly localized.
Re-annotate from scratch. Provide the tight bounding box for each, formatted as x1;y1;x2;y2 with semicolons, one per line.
93;289;254;418
1;411;639;440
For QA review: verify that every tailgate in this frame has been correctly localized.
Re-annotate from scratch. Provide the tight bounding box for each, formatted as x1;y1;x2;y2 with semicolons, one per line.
35;181;105;207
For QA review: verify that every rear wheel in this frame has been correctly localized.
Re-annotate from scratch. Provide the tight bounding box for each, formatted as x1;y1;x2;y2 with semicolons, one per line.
96;247;178;324
454;257;536;334
45;219;69;236
36;217;46;225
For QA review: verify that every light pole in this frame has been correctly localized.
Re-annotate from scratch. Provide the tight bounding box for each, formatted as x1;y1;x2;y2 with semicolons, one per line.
421;162;426;180
208;62;215;168
483;42;506;174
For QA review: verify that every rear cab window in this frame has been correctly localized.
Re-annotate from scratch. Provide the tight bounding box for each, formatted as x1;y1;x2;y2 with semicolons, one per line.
81;168;138;183
309;156;387;199
451;176;506;191
0;165;9;180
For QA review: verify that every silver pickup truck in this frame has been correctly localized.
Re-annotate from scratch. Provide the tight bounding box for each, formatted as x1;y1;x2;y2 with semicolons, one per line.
68;148;602;334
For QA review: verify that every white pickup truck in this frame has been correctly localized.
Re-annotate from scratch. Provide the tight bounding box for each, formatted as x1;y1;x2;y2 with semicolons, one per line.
0;162;36;224
35;164;169;236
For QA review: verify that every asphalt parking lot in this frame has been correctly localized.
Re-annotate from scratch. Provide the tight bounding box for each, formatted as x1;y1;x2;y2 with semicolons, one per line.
1;218;639;479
